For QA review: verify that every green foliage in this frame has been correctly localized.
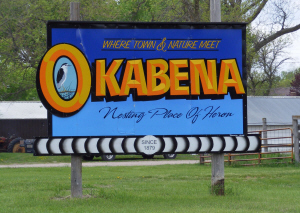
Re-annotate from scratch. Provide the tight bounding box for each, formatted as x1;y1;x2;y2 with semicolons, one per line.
0;0;69;100
80;0;210;22
248;68;300;96
247;34;292;96
279;70;298;88
0;0;299;100
289;67;300;95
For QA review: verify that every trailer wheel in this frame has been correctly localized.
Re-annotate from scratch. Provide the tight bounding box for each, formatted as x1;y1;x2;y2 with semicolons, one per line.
142;154;154;159
7;138;25;153
82;155;94;161
163;154;177;159
101;154;115;161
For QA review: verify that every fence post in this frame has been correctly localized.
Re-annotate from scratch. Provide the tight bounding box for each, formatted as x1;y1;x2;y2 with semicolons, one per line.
292;116;299;163
70;2;83;198
199;154;205;165
262;118;268;152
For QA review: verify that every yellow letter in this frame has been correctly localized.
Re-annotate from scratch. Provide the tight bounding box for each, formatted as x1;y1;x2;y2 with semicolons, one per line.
147;59;170;96
169;60;189;95
120;60;147;96
190;59;218;95
95;59;123;96
218;59;245;94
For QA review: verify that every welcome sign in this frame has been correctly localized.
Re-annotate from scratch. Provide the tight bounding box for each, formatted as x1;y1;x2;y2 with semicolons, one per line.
34;22;260;156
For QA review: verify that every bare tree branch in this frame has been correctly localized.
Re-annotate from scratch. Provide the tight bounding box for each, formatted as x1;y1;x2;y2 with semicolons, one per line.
246;0;268;23
254;23;300;51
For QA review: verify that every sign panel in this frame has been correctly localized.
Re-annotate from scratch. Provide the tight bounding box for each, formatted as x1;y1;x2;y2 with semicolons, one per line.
37;22;247;138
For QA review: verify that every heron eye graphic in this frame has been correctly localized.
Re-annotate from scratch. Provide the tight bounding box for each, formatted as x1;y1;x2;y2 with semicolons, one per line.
54;57;78;100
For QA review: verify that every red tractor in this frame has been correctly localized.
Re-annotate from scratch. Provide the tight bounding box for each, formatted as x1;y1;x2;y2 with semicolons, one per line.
0;135;25;153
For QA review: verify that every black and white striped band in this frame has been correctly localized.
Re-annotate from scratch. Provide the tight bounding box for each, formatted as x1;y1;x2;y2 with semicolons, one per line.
34;135;261;156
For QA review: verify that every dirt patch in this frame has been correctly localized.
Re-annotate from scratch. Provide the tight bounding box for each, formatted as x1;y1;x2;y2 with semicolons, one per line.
94;184;113;188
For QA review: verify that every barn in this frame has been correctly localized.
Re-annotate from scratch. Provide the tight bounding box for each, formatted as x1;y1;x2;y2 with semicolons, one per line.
247;96;300;131
248;96;300;152
0;101;48;139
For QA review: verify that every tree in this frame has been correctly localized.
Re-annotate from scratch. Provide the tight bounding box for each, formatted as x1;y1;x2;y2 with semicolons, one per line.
1;0;300;100
0;0;69;100
78;0;300;97
289;68;300;95
245;0;300;95
251;0;300;52
280;69;298;87
248;36;290;95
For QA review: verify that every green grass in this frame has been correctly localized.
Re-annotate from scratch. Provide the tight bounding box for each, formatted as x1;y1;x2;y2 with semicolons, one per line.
0;153;200;165
0;152;294;168
0;153;72;164
198;153;294;166
224;153;294;166
0;162;300;212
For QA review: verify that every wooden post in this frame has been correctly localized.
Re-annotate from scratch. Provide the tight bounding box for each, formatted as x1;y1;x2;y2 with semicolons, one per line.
211;152;224;195
228;153;231;165
70;2;80;21
262;118;268;152
210;0;224;195
71;155;83;198
199;154;205;165
70;2;82;198
292;116;299;163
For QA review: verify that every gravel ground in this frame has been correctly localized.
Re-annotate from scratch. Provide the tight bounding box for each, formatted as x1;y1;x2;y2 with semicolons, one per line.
0;160;199;168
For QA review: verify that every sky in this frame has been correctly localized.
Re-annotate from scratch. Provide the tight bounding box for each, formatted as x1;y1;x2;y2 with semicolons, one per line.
280;0;300;71
286;30;300;71
286;0;300;71
255;0;300;72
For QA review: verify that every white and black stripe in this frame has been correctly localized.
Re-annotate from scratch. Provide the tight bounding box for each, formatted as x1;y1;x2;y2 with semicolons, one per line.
34;135;261;156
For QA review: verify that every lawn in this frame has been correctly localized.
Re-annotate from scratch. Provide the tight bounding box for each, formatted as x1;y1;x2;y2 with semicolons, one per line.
0;152;293;166
0;159;299;213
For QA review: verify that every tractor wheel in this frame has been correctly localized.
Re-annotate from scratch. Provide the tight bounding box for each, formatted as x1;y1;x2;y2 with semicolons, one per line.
7;138;25;153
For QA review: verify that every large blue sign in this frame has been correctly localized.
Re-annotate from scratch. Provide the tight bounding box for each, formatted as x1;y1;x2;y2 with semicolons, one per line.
38;22;247;138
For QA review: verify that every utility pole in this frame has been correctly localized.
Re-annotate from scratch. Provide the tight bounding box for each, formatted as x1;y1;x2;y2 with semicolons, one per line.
210;0;224;196
70;2;80;21
210;0;221;23
70;2;82;198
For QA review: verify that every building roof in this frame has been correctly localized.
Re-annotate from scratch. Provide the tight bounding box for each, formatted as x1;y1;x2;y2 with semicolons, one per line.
247;96;300;125
0;101;47;119
1;97;300;125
